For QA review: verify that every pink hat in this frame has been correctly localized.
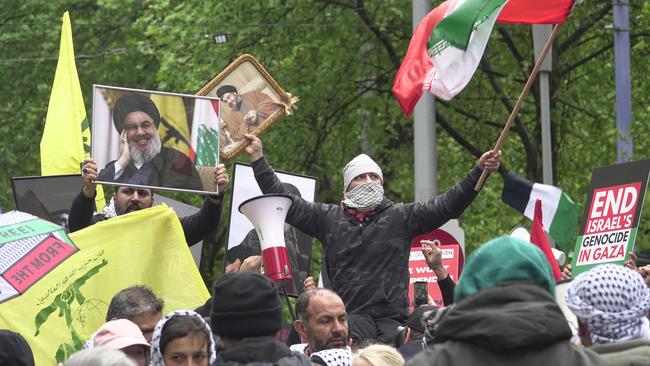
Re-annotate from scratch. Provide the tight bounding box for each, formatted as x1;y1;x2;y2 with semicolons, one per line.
93;319;150;350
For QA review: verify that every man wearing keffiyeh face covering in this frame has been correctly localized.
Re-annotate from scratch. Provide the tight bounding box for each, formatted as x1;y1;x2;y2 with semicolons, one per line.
566;264;650;364
244;134;501;344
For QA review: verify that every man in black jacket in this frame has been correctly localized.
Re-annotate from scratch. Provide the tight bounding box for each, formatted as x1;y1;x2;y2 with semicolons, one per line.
243;133;500;343
68;158;228;246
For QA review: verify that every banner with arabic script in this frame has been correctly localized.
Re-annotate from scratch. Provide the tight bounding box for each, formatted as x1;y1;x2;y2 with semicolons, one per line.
0;205;210;365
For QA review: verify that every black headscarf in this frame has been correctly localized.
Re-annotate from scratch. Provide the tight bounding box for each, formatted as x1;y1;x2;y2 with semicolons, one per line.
112;93;161;133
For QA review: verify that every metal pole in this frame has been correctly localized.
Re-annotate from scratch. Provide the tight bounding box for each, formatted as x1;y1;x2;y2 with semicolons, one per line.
413;0;437;200
613;0;632;163
533;25;554;185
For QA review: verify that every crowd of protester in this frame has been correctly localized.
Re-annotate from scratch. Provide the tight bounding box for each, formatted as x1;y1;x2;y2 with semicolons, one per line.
5;133;650;366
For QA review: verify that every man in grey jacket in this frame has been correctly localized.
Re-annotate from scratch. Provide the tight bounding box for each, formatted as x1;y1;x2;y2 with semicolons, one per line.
243;134;501;343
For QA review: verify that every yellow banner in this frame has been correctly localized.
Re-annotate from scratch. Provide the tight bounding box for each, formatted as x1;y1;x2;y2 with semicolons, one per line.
0;205;209;365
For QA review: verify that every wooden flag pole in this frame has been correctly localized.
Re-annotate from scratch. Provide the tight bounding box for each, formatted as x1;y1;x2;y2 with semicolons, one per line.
474;22;563;192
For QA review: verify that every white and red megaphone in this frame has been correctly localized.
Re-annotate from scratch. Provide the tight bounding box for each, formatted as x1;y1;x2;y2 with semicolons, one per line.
239;194;293;286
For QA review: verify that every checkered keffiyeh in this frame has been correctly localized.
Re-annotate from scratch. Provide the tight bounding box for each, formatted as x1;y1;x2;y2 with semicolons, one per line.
341;182;384;211
310;348;354;366
565;264;650;344
342;154;383;191
149;310;217;366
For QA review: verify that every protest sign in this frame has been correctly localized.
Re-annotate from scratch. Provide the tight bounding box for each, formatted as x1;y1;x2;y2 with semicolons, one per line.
408;221;464;309
0;206;209;364
571;159;650;276
92;85;221;195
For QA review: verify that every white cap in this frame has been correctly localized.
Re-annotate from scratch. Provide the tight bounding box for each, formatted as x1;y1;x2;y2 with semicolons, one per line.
342;154;383;191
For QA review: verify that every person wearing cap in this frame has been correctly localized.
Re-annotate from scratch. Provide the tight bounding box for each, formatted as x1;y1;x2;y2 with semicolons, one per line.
95;93;202;189
565;264;650;365
210;272;311;366
408;236;606;366
92;319;150;366
397;305;435;360
243;134;501;343
216;84;280;147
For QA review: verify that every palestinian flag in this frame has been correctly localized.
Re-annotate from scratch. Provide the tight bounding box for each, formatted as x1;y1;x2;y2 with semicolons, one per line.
502;171;580;251
393;0;574;116
190;99;220;166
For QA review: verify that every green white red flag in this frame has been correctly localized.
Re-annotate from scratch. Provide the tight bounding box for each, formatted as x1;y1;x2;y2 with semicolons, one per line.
190;99;220;166
393;0;574;116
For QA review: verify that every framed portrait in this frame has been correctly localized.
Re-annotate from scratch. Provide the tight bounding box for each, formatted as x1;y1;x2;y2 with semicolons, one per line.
196;54;296;160
92;85;221;194
226;162;316;296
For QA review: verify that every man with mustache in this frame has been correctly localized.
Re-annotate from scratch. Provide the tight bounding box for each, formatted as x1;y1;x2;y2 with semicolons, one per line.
97;93;203;190
68;158;228;246
293;288;350;356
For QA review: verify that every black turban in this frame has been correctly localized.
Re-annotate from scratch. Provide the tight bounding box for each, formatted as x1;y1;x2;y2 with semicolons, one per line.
112;93;161;133
215;84;238;99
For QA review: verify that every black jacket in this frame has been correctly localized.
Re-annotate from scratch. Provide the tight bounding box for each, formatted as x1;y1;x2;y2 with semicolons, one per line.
68;190;222;246
252;157;479;321
407;283;607;366
215;336;311;366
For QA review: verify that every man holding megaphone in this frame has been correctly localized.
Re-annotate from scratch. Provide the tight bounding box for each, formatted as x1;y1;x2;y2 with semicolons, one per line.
244;134;501;343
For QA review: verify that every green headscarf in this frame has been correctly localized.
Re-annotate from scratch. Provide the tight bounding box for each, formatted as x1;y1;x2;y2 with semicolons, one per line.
454;236;555;303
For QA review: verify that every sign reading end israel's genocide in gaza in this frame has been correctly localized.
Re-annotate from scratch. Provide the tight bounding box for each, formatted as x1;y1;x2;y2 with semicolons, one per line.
571;159;650;276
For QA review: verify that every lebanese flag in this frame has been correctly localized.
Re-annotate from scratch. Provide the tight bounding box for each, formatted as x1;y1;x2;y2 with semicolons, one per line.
530;199;563;281
190;99;220;166
501;171;580;252
392;0;574;116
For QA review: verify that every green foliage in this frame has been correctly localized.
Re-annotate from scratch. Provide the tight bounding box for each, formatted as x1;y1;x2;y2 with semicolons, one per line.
2;0;650;287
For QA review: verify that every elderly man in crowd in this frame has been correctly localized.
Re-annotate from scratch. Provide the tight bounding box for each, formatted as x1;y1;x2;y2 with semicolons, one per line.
244;133;501;342
407;236;606;366
566;264;650;365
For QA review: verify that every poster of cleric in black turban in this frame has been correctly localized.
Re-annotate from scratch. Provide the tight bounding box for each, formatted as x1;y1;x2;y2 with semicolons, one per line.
92;85;222;194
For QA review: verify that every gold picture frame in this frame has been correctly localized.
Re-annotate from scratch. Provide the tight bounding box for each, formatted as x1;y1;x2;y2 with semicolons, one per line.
196;54;296;160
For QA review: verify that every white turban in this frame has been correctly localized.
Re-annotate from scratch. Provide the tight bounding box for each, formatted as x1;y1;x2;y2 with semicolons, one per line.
342;154;383;191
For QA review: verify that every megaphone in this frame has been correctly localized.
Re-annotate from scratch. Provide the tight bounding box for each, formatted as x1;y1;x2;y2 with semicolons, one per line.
239;194;293;286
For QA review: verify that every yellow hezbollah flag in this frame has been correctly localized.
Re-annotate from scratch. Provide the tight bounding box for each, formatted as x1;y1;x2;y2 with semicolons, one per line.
0;206;209;365
39;11;105;209
151;94;192;157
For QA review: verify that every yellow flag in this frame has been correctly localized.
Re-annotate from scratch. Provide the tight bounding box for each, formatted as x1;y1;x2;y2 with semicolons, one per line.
151;94;192;156
39;11;105;209
0;206;209;365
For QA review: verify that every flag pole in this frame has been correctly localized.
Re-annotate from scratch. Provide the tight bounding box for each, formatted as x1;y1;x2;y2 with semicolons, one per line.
474;22;563;192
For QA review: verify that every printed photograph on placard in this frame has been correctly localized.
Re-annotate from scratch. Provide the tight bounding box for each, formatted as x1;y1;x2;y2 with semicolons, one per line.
92;85;221;194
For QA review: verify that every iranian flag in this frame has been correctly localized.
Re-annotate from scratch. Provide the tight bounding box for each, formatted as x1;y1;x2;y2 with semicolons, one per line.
190;99;220;166
502;171;580;252
393;0;574;115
